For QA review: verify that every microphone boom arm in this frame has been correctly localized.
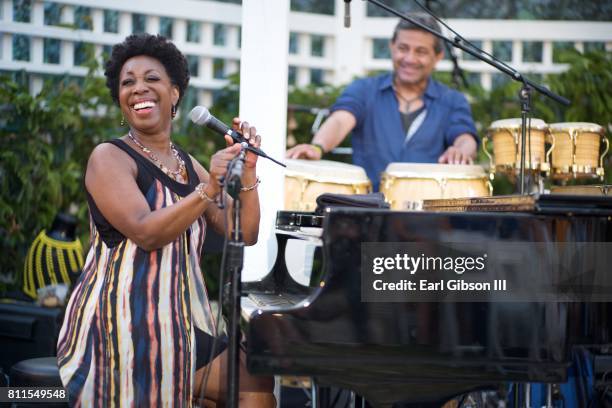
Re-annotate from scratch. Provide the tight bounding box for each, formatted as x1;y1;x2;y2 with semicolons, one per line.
365;0;569;106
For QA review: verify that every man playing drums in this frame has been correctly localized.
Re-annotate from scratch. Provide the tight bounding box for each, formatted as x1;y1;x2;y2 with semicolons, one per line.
286;13;479;191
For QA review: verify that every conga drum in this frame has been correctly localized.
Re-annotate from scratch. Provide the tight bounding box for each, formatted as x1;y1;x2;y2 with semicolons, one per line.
284;159;371;211
483;118;552;175
549;122;609;179
380;163;492;210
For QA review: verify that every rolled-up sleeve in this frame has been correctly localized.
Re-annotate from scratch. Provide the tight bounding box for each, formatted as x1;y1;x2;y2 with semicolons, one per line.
331;79;368;129
444;92;479;146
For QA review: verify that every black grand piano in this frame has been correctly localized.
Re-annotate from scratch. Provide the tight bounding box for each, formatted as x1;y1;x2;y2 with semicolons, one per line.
241;194;612;407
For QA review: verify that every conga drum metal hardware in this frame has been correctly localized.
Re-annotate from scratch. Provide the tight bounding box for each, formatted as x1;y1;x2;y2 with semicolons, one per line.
483;118;553;176
549;122;609;180
284;159;371;211
380;163;492;210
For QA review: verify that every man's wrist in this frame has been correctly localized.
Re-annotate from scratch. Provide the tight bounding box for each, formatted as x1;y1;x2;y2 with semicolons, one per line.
311;143;325;156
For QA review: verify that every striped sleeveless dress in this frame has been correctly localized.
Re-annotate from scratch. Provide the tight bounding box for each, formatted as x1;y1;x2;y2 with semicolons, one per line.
57;139;217;407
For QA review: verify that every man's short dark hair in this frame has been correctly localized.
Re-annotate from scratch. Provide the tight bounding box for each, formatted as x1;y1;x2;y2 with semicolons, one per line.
104;33;190;107
391;13;443;54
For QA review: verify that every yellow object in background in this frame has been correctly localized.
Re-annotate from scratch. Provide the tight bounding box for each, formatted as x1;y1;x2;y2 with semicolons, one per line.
22;226;83;299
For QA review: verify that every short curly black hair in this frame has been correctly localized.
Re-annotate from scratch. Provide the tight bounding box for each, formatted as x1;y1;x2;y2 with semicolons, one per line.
104;34;190;106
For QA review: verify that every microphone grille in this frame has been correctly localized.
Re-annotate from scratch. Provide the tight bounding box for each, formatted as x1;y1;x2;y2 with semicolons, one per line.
189;106;211;125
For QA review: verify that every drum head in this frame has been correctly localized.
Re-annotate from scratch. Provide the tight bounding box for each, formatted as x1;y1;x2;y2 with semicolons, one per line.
550;122;604;134
489;118;548;131
383;162;486;178
285;159;370;184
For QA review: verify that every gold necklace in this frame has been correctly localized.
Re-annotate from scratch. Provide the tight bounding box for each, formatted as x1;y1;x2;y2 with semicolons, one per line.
128;131;186;180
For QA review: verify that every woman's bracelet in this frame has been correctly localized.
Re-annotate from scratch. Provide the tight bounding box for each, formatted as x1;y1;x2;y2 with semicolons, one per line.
195;182;219;205
241;176;261;192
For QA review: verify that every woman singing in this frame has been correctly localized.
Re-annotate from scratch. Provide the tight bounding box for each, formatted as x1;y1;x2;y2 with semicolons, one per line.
57;34;274;407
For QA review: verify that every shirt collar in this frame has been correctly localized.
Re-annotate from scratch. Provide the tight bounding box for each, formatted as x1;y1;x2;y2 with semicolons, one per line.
379;73;394;91
424;78;441;99
380;73;441;100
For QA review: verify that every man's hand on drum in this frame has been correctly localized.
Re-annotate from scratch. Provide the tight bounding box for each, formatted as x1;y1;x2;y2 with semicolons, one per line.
438;134;477;165
286;143;323;160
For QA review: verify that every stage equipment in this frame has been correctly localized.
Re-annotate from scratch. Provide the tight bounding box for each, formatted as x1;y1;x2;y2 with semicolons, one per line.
284;159;371;211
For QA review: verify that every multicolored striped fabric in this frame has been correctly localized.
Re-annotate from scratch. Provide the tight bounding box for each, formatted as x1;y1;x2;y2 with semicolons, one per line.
57;139;217;407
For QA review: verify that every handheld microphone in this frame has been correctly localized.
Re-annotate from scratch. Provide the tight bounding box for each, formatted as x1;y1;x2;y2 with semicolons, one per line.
344;0;351;28
189;106;286;167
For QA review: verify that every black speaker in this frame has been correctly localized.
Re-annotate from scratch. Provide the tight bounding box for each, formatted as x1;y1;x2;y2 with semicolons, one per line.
0;301;63;373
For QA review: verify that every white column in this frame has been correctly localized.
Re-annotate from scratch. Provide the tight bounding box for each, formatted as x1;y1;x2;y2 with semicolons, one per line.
1;33;12;61
202;22;213;47
512;40;522;66
481;40;493;90
323;69;333;84
119;12;131;37
240;0;289;281
333;0;366;85
60;5;74;25
2;0;13;22
30;75;43;95
227;25;240;50
198;89;213;109
482;72;492;91
200;56;212;81
173;19;187;44
61;40;74;68
297;33;308;57
148;15;160;35
92;8;104;34
574;41;584;53
296;66;309;88
542;40;553;67
225;59;239;76
32;1;44;26
32;37;43;64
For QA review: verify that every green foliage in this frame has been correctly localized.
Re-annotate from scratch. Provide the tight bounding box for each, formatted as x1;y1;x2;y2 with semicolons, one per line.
544;49;611;125
0;68;120;288
287;84;344;143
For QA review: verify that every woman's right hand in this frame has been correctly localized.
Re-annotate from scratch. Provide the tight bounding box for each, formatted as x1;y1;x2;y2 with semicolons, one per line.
206;143;243;197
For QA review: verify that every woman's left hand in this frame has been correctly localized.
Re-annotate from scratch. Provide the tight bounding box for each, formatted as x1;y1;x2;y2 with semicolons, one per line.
230;118;261;169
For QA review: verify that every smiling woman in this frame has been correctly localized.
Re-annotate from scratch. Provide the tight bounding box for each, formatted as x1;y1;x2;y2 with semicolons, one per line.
55;34;273;408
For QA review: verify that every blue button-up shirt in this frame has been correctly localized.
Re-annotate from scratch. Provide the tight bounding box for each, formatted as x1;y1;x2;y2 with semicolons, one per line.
331;73;478;190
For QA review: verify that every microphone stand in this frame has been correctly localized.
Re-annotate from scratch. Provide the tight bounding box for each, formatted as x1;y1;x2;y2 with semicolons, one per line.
365;0;570;195
223;144;247;408
445;41;469;89
425;0;468;89
518;84;531;194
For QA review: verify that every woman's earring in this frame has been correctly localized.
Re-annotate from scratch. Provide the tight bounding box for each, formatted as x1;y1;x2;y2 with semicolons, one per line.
120;116;125;126
171;104;177;119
